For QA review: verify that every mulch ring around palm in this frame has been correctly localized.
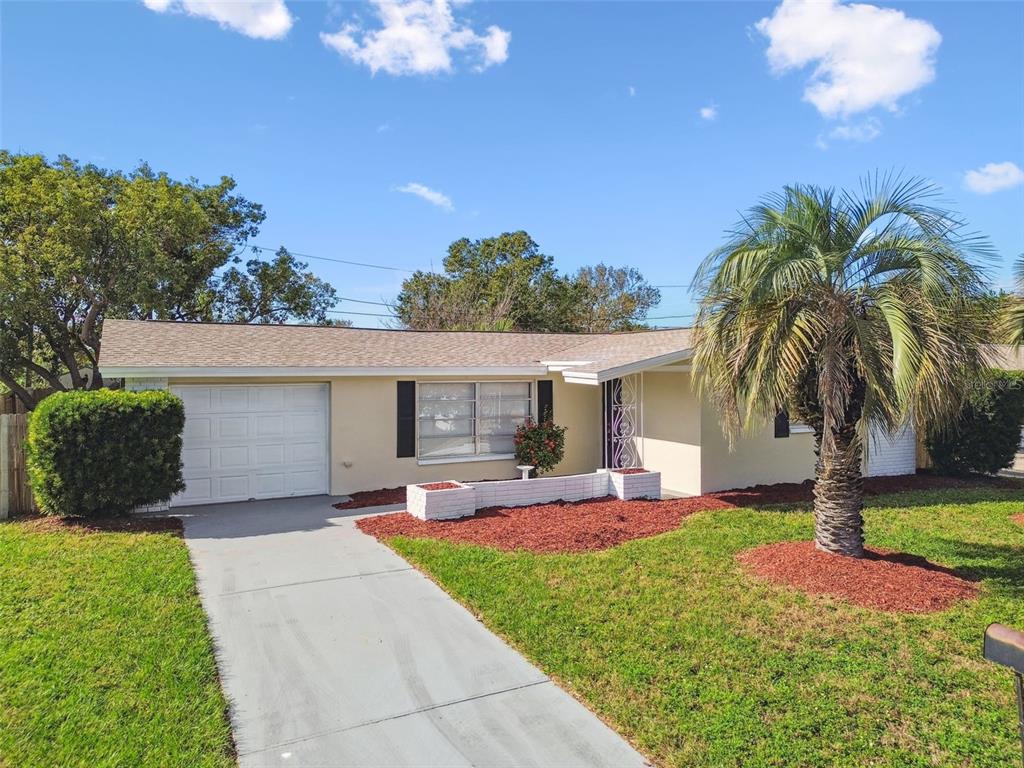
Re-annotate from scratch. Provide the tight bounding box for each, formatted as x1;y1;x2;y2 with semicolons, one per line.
357;495;735;554
737;541;978;613
14;514;184;536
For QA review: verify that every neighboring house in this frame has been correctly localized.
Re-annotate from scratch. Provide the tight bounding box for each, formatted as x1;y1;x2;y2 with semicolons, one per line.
99;320;1023;507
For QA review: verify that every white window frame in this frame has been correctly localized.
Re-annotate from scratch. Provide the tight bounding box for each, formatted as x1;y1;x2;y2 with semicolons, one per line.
416;380;535;465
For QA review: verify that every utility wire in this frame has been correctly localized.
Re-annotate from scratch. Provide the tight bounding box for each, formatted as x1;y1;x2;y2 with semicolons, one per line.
250;244;417;273
325;309;395;318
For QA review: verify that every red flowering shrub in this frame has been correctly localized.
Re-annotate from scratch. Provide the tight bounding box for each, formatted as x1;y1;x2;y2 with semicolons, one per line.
513;410;567;476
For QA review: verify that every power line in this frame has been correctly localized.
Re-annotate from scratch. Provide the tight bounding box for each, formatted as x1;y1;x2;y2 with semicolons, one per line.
250;245;417;274
326;308;395;318
336;296;392;306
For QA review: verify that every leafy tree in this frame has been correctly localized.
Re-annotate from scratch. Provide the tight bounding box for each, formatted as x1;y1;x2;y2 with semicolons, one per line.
565;264;661;331
693;177;991;558
394;231;660;332
0;153;339;408
212;247;339;324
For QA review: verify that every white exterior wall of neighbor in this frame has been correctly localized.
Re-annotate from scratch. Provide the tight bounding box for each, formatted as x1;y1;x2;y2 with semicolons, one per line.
864;422;918;477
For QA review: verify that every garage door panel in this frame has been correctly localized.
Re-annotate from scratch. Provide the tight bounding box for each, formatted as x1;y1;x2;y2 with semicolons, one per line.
290;412;324;436
218;445;250;468
255;414;285;438
214;388;250;411
254;473;286;495
184;417;212;440
182;447;212;471
217;475;250;499
254;444;286;466
291;442;323;463
179;477;213;503
289;387;326;409
171;384;329;507
288;470;325;494
252;387;286;410
178;387;212;413
217;416;250;439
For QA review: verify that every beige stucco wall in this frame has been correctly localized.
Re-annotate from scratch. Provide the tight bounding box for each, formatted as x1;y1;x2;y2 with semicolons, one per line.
699;399;817;493
636;371;702;495
168;374;601;497
163;371;819;497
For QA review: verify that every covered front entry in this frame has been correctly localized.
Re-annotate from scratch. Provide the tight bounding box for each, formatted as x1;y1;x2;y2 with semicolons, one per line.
170;383;329;506
602;375;643;469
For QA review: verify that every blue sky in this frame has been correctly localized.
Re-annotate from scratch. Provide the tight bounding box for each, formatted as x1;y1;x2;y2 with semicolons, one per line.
3;0;1023;327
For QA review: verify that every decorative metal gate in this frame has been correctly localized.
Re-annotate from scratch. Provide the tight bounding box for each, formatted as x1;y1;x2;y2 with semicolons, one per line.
603;375;643;468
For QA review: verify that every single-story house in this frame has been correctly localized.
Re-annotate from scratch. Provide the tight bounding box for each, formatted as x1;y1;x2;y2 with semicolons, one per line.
100;319;1024;507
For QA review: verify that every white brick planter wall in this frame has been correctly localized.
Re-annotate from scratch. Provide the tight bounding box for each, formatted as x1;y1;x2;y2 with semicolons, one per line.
407;482;476;521
467;472;610;509
407;470;664;521
604;469;662;500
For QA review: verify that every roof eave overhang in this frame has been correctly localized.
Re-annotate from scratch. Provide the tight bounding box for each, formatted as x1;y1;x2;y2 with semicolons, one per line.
102;365;551;379
559;349;694;386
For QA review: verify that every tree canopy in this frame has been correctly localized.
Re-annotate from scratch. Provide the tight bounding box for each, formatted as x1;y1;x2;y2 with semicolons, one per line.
393;231;660;332
692;176;992;557
0;152;341;408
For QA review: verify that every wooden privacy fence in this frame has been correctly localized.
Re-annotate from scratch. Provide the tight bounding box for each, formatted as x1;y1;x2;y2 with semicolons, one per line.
0;388;55;415
1;414;36;518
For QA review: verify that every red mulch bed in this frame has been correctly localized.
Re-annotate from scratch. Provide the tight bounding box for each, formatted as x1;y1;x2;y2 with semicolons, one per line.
333;486;407;510
612;468;650;475
737;541;978;613
1012;514;1024;527
13;514;183;536
709;473;1021;507
419;482;461;491
355;472;1023;553
357;495;734;553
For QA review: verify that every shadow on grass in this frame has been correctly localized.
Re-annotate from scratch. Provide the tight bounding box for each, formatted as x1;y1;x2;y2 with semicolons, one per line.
10;514;184;536
934;538;1024;591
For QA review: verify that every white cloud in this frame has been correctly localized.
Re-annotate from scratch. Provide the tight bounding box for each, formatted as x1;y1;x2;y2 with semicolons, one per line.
321;0;510;76
377;121;392;133
141;0;293;39
756;0;940;118
699;104;717;121
396;182;454;211
828;117;881;142
628;85;636;97
964;162;1024;195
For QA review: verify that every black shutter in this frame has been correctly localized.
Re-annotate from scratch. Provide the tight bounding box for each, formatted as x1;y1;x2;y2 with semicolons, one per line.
774;409;791;439
537;379;554;421
397;381;416;457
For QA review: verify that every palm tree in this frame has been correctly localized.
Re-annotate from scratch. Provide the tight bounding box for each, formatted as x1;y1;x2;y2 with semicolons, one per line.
1005;254;1024;345
692;176;992;558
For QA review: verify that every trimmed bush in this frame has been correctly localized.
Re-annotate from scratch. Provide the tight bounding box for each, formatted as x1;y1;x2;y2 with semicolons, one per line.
513;409;567;476
26;389;185;516
926;370;1024;476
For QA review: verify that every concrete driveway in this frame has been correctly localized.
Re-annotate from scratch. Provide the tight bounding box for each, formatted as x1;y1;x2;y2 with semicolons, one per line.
181;496;649;768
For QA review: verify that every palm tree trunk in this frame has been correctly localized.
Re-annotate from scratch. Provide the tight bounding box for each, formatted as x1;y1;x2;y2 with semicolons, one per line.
812;424;865;557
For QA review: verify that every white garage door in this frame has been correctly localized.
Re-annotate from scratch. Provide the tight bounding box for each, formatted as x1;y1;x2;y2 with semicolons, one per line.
171;384;329;506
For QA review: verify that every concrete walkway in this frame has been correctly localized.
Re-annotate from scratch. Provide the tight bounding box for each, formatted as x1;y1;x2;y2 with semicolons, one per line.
181;496;649;768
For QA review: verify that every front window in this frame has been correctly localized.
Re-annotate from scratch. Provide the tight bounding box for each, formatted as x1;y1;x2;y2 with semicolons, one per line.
418;382;532;460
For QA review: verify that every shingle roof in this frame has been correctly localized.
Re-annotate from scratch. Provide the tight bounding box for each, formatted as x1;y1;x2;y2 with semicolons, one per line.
100;319;694;380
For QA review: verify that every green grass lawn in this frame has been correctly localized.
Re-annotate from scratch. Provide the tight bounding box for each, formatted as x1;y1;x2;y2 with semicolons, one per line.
0;521;234;768
388;487;1024;767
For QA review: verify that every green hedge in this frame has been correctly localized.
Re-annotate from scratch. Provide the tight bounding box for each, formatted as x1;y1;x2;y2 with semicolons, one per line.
26;389;185;517
926;370;1024;476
